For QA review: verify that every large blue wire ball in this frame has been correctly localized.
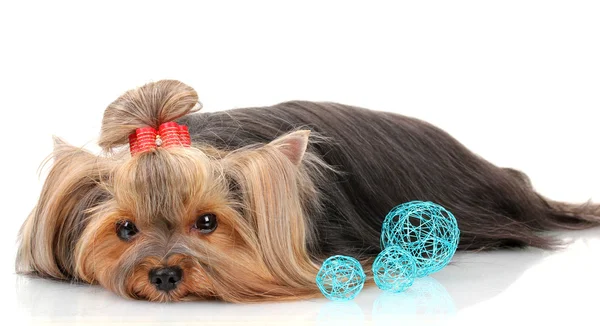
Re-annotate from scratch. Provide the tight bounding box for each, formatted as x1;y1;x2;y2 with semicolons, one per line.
372;246;417;293
316;255;366;301
380;201;460;277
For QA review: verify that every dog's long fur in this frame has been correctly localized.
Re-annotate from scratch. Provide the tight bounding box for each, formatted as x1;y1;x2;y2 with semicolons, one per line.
16;80;600;302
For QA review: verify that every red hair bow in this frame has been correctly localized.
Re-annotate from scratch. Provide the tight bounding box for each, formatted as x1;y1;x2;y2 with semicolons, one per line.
129;122;191;155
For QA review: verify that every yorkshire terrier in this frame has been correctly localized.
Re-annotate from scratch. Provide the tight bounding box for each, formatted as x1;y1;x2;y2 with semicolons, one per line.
16;80;600;302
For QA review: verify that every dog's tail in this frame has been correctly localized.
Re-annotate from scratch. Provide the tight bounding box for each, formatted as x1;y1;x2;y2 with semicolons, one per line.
505;167;600;231
502;167;600;249
454;167;600;251
542;199;600;230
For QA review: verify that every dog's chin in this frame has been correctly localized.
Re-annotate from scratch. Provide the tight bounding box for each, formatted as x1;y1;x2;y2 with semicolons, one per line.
132;288;197;302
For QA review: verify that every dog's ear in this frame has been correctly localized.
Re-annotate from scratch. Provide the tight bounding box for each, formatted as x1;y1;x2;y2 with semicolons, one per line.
51;136;78;161
16;139;111;280
221;129;318;289
52;135;65;147
269;130;310;165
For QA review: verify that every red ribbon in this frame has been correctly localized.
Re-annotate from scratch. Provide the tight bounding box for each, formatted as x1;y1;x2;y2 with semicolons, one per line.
128;122;191;155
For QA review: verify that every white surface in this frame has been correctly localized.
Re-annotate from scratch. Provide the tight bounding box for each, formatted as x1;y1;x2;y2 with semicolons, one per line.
1;1;600;325
8;229;600;325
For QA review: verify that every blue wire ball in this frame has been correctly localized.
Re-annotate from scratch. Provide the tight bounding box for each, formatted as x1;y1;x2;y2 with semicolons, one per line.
316;255;366;301
380;201;460;277
372;246;417;293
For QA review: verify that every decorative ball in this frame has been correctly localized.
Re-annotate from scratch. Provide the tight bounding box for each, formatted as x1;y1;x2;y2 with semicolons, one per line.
372;246;417;293
380;201;460;277
316;255;366;301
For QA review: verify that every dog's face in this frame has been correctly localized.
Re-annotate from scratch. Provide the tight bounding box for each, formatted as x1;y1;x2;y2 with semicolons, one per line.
76;148;241;302
17;130;323;302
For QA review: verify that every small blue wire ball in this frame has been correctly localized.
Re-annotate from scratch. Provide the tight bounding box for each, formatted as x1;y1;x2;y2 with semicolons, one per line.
372;246;417;293
316;255;366;301
380;201;460;277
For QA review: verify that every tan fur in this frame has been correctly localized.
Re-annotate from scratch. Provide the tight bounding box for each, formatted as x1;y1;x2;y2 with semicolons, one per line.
17;141;113;280
16;80;329;302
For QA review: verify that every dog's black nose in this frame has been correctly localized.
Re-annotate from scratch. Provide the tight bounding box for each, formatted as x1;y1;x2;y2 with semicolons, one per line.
149;266;183;292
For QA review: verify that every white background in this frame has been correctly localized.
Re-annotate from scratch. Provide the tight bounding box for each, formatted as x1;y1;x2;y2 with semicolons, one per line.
1;1;599;325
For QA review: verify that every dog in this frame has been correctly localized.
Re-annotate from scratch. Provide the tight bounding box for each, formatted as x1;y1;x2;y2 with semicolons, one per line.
16;80;600;302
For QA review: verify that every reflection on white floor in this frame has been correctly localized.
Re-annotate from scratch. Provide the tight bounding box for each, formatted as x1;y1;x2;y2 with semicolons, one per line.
11;228;600;325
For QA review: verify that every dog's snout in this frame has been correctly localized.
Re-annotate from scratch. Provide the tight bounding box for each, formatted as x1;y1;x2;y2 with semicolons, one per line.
149;266;183;292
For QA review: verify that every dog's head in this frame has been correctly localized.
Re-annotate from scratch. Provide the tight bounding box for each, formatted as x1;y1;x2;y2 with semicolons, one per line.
16;80;324;302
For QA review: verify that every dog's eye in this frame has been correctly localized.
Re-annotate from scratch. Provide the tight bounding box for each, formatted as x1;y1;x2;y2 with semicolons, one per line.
116;220;139;241
193;213;218;234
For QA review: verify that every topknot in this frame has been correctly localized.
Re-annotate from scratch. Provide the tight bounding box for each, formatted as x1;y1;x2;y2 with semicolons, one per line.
98;80;200;151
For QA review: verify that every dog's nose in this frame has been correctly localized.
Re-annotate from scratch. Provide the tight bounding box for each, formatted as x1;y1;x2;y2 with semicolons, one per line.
149;266;183;292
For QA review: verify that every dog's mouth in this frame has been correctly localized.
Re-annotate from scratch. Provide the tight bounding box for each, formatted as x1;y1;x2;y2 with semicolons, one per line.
126;276;202;302
125;275;198;302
